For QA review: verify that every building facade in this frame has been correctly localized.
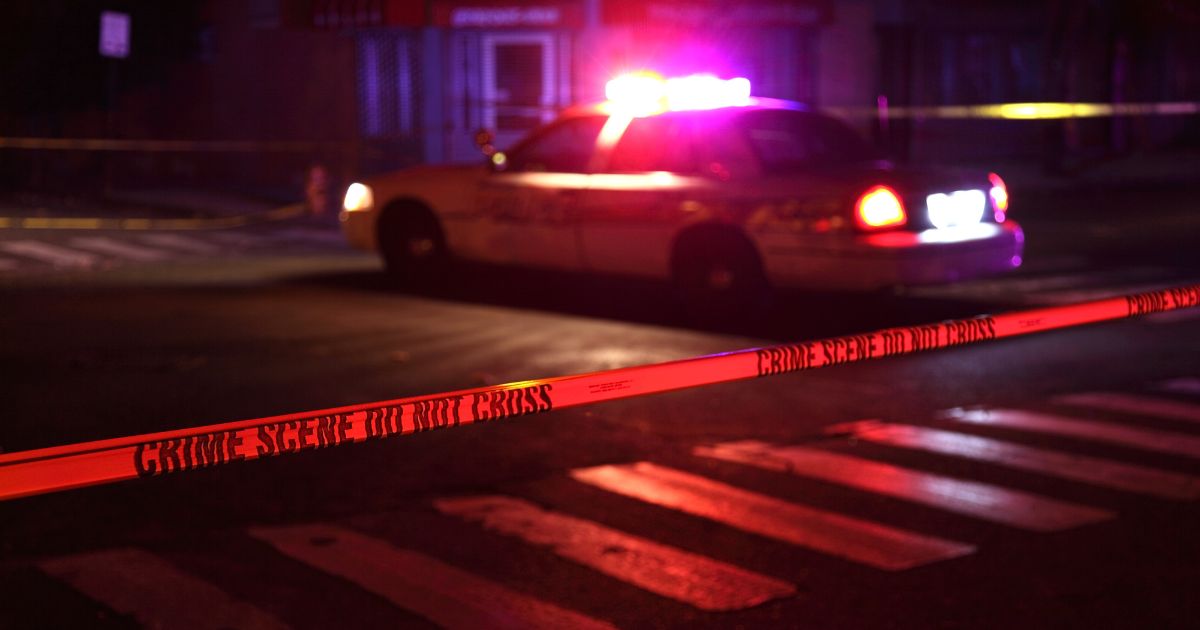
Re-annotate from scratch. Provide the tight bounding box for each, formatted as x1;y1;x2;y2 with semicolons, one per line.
22;0;1192;195
329;0;855;171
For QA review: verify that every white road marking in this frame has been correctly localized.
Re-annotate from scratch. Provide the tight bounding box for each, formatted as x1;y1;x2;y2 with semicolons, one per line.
695;441;1113;531
1157;378;1200;396
38;548;289;630
827;421;1200;501
435;495;795;611
0;240;98;267
942;408;1200;459
136;233;222;254
268;227;346;245
69;236;170;261
570;462;974;571
1055;392;1200;424
208;231;272;247
249;523;616;630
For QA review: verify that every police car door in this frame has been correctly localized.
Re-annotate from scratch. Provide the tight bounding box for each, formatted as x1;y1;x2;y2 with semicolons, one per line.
579;113;709;279
475;116;605;270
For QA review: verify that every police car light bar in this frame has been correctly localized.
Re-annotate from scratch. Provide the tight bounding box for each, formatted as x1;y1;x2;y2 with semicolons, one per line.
605;72;752;116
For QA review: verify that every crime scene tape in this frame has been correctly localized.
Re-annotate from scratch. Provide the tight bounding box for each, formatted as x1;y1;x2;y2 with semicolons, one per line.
0;138;351;153
0;203;308;231
1;284;1197;502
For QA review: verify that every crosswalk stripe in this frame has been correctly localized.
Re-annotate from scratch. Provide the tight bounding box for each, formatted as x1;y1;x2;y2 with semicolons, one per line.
69;236;170;261
1157;378;1200;396
38;548;289;630
249;524;616;630
0;240;98;267
1055;392;1200;424
570;462;974;571
435;495;795;611
136;233;222;254
942;408;1200;459
695;441;1113;531
826;421;1200;501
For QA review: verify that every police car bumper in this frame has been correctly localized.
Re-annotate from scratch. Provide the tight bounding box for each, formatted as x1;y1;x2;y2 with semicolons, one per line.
766;221;1024;290
339;208;377;252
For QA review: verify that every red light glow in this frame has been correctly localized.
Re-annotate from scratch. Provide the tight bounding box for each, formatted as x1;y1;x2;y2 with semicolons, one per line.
855;185;907;230
988;172;1009;222
604;72;752;116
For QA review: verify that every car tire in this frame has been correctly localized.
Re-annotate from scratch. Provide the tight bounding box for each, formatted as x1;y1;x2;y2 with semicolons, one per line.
672;230;772;327
377;203;449;288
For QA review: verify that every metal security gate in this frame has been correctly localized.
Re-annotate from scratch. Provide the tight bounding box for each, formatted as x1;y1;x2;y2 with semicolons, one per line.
356;32;424;174
482;33;560;144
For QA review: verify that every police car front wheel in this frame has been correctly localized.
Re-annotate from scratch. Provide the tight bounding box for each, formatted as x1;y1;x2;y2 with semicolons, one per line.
378;204;448;287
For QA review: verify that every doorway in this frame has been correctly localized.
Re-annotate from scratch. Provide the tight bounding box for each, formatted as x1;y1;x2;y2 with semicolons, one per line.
482;33;560;149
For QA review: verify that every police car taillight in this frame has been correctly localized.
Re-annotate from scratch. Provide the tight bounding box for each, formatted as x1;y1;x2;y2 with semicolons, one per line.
855;185;907;230
988;172;1009;222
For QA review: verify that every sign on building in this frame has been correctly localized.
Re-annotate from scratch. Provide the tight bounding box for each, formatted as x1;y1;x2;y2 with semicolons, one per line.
99;10;131;59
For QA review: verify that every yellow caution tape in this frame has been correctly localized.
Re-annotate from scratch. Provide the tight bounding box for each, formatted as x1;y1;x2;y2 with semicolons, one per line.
0;203;308;231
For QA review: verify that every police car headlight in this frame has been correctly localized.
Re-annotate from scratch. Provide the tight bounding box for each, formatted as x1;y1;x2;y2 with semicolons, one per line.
343;183;374;212
927;189;985;230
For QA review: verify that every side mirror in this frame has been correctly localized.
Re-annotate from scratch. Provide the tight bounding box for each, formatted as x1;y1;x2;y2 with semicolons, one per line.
474;128;506;171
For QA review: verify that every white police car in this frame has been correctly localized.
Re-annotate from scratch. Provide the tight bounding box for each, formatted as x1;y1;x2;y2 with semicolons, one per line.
341;73;1022;311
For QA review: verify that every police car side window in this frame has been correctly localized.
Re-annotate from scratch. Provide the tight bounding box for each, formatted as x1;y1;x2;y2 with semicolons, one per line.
743;111;871;172
504;117;605;173
608;115;698;173
695;119;759;180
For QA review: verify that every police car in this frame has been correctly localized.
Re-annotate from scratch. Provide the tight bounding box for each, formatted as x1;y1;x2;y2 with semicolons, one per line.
340;73;1022;311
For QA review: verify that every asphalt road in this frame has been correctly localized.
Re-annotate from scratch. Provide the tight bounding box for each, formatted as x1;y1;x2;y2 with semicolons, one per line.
1;188;1199;629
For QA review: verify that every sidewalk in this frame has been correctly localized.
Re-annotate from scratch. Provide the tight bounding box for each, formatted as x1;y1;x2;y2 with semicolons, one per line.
108;188;291;218
955;148;1200;194
0;186;338;230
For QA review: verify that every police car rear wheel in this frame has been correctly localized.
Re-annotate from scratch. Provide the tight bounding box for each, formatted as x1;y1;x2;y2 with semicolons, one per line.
378;204;448;287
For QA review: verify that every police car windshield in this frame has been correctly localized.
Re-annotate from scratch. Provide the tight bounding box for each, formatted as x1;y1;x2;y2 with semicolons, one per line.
740;109;874;173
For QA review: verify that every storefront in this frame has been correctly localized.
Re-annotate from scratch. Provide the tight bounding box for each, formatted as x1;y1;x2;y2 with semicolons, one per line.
435;1;583;161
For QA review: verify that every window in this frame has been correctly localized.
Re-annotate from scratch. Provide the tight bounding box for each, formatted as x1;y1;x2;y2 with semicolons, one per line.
502;116;606;173
357;34;419;138
608;114;697;173
741;110;872;172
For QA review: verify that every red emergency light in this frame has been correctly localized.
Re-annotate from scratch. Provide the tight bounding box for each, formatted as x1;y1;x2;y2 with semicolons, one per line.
604;72;752;116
